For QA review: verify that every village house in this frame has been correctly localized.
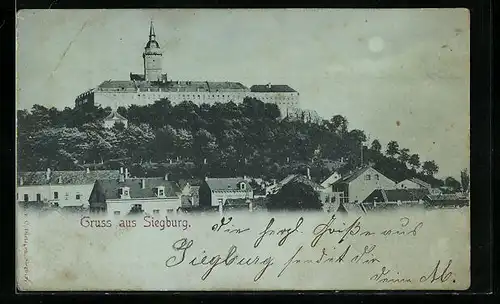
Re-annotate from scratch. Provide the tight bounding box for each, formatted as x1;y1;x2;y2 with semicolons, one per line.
17;168;120;209
330;165;396;203
88;173;182;217
198;177;254;211
396;177;442;195
103;109;128;129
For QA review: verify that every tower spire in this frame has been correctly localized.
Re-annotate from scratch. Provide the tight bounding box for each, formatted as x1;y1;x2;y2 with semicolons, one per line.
149;20;156;40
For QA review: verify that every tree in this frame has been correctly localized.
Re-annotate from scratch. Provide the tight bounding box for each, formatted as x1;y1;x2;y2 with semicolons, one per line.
386;141;400;157
329;115;348;136
17;101;446;189
112;121;126;131
263;103;281;120
408;154;421;170
444;176;461;192
398;148;410;165
370;139;382;153
422;160;439;176
460;169;470;193
267;181;322;211
348;129;367;144
24;127;90;170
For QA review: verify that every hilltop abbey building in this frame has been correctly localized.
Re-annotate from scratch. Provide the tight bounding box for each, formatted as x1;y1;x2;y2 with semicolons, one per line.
75;22;301;118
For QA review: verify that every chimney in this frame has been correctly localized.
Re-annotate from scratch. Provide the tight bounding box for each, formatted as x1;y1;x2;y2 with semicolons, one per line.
125;168;129;178
307;168;311;180
86;168;90;174
164;173;169;181
266;83;272;89
19;176;23;186
141;178;146;189
205;176;208;181
203;158;207;164
57;176;62;184
120;167;124;174
46;168;51;180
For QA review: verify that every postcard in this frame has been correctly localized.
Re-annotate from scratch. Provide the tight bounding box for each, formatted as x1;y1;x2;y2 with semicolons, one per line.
15;8;470;291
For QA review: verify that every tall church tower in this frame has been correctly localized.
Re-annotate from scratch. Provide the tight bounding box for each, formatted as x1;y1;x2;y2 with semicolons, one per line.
143;21;163;82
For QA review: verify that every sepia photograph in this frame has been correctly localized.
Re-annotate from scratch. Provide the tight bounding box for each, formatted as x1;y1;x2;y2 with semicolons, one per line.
16;8;470;291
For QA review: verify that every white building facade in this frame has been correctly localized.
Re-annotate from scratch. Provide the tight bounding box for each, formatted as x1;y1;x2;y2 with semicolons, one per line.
89;176;183;217
17;169;121;208
74;22;301;119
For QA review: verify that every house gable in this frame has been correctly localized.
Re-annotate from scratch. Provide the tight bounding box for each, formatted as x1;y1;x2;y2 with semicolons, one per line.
333;166;396;203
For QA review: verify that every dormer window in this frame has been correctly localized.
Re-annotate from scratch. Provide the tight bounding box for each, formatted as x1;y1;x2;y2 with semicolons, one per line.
239;182;246;190
119;187;130;199
365;174;371;181
157;186;165;198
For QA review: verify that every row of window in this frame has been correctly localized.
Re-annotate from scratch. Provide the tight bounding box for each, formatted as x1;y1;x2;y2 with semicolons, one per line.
75;99;89;106
19;192;81;202
364;174;380;181
112;208;175;215
118;187;165;199
106;92;296;101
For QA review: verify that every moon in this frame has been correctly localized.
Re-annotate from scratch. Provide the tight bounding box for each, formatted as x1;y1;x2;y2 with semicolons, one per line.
368;36;385;53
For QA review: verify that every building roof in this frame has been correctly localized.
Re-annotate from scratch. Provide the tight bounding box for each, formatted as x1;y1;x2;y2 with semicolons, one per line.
332;166;373;185
425;197;469;208
274;174;324;191
145;40;160;49
145;21;160;48
96;80;249;93
427;193;468;201
18;170;120;186
290;175;325;190
205;178;253;191
250;84;297;93
363;189;430;203
362;202;426;212
95;177;181;200
408;178;432;189
320;171;341;187
279;174;298;185
130;73;146;81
